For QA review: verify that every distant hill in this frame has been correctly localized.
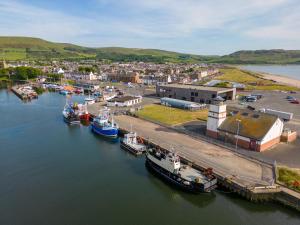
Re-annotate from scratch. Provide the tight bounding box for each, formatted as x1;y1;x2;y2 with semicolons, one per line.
212;50;300;64
0;37;208;63
0;37;300;64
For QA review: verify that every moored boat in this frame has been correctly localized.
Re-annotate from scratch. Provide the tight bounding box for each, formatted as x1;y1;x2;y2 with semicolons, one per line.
146;149;217;193
85;95;96;105
62;101;80;125
121;132;146;156
91;108;119;138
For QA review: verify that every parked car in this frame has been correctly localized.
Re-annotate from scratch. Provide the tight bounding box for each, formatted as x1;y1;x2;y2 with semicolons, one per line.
251;94;263;99
290;100;299;104
287;96;297;101
290;91;297;94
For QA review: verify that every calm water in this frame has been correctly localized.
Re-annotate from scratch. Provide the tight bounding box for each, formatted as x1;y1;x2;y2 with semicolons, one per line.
240;65;300;81
0;90;300;225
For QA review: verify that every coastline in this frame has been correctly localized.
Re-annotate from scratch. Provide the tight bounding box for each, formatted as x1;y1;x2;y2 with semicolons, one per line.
259;72;300;89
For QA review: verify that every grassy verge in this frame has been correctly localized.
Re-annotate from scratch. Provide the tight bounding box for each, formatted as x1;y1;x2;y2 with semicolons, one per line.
217;68;300;91
136;104;208;126
278;167;300;192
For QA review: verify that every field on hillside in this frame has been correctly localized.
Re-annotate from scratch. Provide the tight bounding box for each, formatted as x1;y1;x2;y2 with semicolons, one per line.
216;68;299;91
136;104;208;126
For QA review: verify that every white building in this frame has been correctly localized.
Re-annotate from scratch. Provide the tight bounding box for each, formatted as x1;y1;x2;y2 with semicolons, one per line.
107;96;142;107
206;103;284;152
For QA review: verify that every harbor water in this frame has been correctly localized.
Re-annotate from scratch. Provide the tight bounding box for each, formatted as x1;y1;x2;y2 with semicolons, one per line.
240;65;300;81
0;89;300;225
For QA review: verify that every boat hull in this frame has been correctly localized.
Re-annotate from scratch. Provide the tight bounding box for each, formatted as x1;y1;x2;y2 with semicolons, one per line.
120;141;144;156
63;116;80;125
91;124;118;138
146;157;216;193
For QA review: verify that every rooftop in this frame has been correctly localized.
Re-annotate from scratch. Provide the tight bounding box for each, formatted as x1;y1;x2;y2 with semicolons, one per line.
158;83;235;92
218;108;279;140
109;96;140;103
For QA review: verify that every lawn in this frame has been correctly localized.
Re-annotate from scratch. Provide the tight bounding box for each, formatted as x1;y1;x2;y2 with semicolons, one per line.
278;167;300;192
136;104;208;126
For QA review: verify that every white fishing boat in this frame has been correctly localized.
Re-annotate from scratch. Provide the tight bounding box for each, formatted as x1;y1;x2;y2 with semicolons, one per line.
120;132;146;156
85;94;95;105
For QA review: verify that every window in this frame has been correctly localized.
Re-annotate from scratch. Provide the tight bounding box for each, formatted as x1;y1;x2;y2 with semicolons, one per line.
195;92;198;96
191;97;195;102
212;94;216;98
191;92;194;96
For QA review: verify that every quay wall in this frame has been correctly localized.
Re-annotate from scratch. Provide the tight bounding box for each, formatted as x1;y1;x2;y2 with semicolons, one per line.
118;128;280;202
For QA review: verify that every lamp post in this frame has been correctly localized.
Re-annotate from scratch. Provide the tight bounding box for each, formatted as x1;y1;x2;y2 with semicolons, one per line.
235;119;241;151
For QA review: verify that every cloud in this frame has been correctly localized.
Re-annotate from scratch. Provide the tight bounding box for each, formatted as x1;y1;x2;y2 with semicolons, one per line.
0;0;299;53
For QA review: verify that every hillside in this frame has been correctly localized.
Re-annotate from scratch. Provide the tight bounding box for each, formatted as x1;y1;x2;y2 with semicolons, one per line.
211;50;300;64
1;37;300;64
0;37;207;62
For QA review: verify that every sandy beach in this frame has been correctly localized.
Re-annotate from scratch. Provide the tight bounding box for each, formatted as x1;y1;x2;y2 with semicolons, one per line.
260;72;300;88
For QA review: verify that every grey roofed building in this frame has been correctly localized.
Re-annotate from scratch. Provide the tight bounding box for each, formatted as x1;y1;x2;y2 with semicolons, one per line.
156;83;236;104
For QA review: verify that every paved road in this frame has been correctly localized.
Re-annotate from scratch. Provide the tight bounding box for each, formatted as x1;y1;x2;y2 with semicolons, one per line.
115;115;275;188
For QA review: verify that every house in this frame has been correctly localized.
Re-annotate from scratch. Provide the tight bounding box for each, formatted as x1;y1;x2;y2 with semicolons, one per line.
107;96;142;107
206;103;284;152
107;71;141;83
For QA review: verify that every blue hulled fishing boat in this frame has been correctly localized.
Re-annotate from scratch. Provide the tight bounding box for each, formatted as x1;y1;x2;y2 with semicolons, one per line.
91;108;119;138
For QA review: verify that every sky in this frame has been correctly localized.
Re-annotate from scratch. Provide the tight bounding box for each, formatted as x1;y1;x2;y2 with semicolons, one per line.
0;0;299;55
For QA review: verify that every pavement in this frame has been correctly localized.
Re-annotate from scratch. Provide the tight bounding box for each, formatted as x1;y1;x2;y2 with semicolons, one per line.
226;90;300;168
115;115;275;188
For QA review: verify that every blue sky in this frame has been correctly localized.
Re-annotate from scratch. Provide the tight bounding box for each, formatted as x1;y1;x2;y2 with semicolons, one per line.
0;0;299;55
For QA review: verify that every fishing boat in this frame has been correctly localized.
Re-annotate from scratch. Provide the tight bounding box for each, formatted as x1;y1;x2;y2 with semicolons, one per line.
91;108;119;138
146;149;217;193
77;103;90;121
120;132;146;155
62;101;80;125
85;94;95;105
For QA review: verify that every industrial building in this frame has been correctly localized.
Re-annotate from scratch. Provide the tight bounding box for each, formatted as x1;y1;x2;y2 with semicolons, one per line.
206;103;285;152
160;97;205;110
156;83;236;104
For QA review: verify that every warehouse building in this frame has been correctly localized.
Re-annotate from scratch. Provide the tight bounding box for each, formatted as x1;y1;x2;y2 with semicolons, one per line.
206;103;284;152
156;83;236;104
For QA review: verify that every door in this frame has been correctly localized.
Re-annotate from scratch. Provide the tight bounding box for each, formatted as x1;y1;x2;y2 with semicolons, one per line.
249;140;257;151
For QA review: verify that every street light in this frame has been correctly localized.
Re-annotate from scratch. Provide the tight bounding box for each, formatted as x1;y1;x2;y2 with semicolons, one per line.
235;119;241;151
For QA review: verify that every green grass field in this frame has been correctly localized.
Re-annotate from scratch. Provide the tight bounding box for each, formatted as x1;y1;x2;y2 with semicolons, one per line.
136;104;208;126
278;167;300;192
217;68;300;91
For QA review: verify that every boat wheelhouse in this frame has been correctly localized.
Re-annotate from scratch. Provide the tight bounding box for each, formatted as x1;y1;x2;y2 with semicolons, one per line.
121;132;146;155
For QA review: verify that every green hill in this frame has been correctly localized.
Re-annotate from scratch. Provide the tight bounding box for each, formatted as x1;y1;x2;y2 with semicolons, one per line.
1;37;300;64
0;37;207;62
211;50;300;64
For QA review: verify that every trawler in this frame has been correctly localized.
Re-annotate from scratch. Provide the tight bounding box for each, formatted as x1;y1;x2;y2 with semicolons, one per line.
146;148;217;193
91;108;119;138
120;132;146;156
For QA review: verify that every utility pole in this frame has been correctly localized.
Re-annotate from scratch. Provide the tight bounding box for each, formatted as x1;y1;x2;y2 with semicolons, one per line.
235;119;241;151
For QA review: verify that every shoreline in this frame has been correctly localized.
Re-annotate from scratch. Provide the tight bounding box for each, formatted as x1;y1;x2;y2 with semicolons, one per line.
236;66;300;89
259;72;300;89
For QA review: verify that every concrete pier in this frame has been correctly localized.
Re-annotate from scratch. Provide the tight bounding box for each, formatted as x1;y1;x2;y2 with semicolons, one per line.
115;115;281;200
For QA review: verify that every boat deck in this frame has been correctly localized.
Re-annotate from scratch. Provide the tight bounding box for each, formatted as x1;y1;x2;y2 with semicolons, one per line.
179;166;208;183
